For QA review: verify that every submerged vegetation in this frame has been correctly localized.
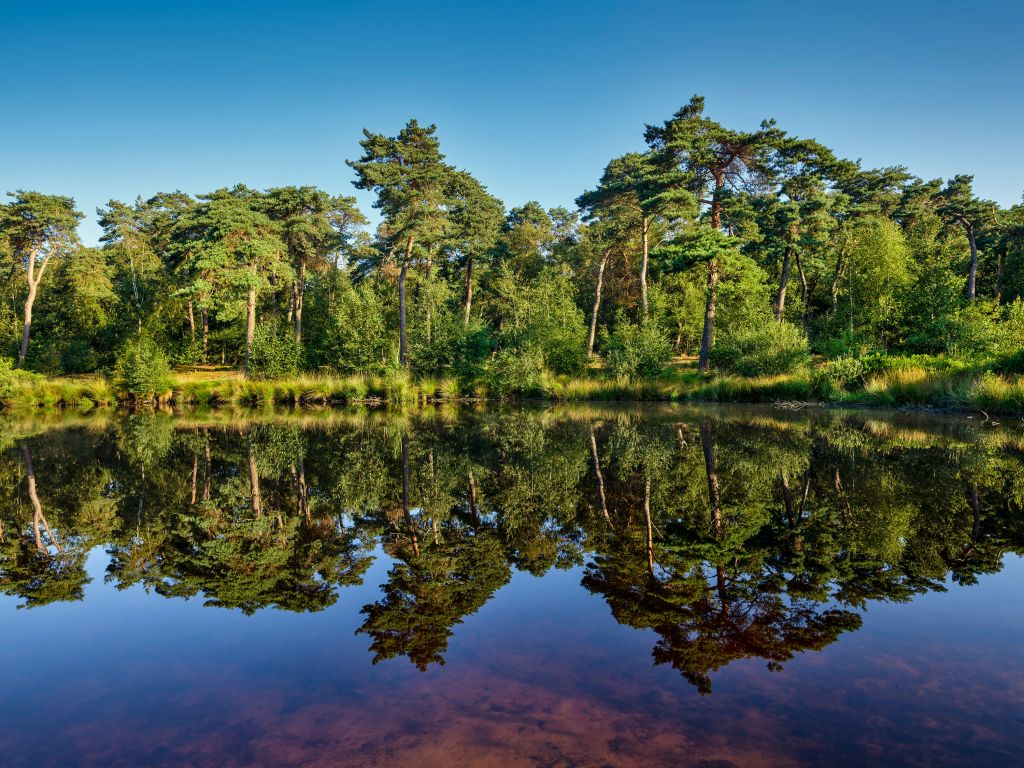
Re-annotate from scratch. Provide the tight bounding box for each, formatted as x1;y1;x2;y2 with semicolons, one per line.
2;97;1023;411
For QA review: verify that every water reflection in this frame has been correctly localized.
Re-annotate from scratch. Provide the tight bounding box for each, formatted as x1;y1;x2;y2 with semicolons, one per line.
2;405;1023;694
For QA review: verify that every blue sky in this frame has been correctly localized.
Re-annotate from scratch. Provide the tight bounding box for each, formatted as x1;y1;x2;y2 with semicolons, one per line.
3;0;1022;245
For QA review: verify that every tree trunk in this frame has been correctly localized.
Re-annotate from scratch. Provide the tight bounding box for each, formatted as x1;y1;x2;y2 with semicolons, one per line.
18;282;36;368
247;430;262;517
294;261;306;344
201;308;209;361
697;259;718;372
463;255;474;325
966;226;979;301
21;444;60;553
775;246;793;321
640;217;650;317
587;248;611;357
644;474;654;575
401;433;419;556
244;284;256;376
700;423;722;538
996;251;1006;304
589;426;612;529
399;236;413;366
697;189;724;373
187;300;196;340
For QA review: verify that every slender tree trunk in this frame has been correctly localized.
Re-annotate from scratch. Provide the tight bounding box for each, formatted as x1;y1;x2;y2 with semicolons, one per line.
18;282;36;368
295;261;305;344
700;423;722;538
587;248;611;357
201;308;209;361
244;285;256;376
399;236;413;366
966;226;979;301
775;246;793;321
401;433;419;556
21;444;60;553
996;251;1006;304
644;474;654;575
697;194;723;373
203;431;212;502
697;260;719;372
247;430;262;517
463;256;474;325
589;426;612;529
187;300;196;340
640;217;651;318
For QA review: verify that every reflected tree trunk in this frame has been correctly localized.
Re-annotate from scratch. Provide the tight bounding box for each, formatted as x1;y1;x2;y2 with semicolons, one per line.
589;426;613;531
247;430;262;517
700;423;722;538
21;444;60;553
644;474;654;575
402;433;419;556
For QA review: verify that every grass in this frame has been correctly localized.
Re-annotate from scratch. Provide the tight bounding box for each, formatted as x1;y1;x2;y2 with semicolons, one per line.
6;357;1024;414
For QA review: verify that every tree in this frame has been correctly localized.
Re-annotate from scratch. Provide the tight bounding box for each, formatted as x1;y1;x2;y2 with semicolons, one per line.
440;170;504;325
175;186;287;375
935;175;998;301
577;152;695;317
348;120;454;365
261;186;366;345
0;192;82;367
645;97;783;371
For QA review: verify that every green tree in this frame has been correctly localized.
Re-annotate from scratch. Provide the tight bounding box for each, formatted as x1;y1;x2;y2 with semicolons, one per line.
0;192;82;367
348;120;455;365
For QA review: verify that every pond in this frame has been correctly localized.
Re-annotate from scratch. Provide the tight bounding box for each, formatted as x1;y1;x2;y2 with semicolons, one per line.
0;404;1022;767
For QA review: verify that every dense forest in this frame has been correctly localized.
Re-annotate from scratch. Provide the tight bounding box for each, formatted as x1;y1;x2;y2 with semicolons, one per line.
2;96;1023;398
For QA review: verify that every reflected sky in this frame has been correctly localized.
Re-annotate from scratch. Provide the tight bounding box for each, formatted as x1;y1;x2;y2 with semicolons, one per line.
0;405;1021;767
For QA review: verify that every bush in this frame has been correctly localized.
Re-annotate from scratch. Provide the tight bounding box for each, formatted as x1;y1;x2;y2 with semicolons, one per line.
114;336;174;400
602;316;673;379
815;355;867;392
711;322;810;377
248;324;300;380
485;345;547;397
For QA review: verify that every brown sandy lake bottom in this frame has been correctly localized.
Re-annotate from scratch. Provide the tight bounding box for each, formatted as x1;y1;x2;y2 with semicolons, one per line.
0;404;1021;766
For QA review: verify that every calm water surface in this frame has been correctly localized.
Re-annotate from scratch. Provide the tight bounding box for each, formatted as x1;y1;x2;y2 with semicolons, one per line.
0;404;1022;767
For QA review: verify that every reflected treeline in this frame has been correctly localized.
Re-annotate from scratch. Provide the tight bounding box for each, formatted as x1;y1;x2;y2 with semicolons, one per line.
1;407;1023;691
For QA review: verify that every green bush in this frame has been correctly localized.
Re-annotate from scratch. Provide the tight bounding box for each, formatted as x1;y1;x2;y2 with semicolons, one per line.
248;323;300;380
602;316;673;379
114;336;174;399
485;345;547;397
815;355;867;392
711;322;810;377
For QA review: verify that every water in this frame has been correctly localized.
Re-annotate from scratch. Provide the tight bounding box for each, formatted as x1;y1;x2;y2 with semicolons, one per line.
0;404;1022;767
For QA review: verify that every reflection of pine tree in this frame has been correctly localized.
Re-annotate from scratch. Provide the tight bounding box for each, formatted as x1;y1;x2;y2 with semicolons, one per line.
358;527;510;670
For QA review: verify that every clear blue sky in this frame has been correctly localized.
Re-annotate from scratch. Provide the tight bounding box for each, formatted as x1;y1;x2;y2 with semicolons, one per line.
3;0;1022;245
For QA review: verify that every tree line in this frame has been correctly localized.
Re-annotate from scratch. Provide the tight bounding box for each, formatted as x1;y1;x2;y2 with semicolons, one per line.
2;96;1023;383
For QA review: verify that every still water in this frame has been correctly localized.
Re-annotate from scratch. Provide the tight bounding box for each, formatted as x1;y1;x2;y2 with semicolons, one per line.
0;404;1021;767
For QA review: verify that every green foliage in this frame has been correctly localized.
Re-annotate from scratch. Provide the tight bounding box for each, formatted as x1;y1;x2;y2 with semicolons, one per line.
602;315;673;379
248;323;300;380
711;322;810;376
321;278;393;374
114;336;174;399
485;345;548;397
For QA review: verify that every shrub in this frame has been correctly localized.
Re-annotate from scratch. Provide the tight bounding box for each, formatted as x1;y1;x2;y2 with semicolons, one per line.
485;345;547;397
815;355;867;392
602;316;673;379
711;322;810;377
248;324;300;380
114;336;174;400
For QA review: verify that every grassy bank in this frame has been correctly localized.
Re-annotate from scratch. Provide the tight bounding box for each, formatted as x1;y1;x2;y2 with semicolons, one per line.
3;360;1024;414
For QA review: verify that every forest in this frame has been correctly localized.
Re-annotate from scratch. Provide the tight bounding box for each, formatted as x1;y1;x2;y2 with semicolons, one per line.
2;96;1023;408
